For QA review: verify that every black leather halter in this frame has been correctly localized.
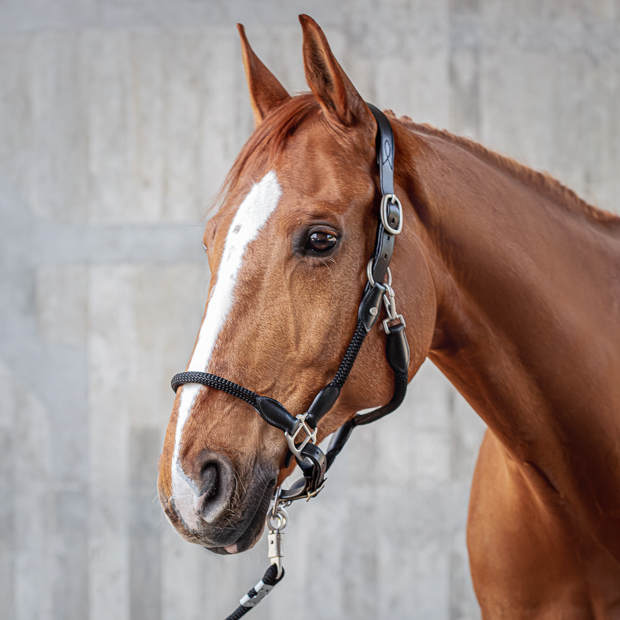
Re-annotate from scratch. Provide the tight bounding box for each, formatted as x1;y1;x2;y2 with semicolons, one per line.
171;104;410;503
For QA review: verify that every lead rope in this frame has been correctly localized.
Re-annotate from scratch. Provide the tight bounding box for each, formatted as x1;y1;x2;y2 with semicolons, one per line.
223;492;288;619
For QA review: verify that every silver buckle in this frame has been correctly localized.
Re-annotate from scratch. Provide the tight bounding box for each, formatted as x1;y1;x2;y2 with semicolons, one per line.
285;413;317;460
380;194;403;235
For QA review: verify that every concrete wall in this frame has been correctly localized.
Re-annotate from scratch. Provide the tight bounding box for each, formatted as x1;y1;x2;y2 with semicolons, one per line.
1;1;618;619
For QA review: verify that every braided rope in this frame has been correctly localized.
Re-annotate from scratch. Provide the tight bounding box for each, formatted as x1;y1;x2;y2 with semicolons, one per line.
352;369;408;426
224;603;251;620
171;372;258;408
330;320;368;388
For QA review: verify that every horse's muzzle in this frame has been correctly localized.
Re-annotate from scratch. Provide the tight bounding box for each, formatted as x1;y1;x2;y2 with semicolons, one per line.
159;455;276;554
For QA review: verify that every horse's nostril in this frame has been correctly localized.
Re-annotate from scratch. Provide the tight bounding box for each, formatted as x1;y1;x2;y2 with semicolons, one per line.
200;462;218;501
192;450;234;524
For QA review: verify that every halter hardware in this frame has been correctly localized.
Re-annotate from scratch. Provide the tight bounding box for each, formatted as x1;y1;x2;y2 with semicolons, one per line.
366;260;406;334
285;413;318;460
381;193;403;235
171;103;410;620
266;488;288;579
382;280;406;334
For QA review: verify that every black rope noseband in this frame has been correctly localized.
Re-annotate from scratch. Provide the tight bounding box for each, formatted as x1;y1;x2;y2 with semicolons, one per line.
170;104;410;616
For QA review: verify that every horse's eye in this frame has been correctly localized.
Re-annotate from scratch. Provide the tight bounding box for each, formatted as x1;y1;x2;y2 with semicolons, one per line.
306;231;337;253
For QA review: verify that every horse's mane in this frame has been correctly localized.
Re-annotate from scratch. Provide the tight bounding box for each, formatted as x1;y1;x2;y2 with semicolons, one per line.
216;94;620;227
390;111;620;227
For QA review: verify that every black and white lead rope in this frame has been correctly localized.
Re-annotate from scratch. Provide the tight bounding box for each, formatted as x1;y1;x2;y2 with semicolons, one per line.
171;104;410;619
222;491;288;620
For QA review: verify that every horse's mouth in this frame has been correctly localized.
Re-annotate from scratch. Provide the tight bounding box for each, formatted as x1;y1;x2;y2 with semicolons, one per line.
203;476;275;555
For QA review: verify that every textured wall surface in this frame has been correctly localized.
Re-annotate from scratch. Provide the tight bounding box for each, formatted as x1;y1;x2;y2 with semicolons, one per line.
1;1;619;619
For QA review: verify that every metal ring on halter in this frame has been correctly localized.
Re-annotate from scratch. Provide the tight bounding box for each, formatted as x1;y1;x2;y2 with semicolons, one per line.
267;508;288;532
367;260;393;289
380;194;403;235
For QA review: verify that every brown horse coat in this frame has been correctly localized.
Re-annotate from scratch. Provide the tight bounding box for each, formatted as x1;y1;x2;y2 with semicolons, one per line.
159;15;620;618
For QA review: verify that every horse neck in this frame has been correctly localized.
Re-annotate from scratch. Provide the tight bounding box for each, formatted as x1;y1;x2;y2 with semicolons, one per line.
397;125;620;491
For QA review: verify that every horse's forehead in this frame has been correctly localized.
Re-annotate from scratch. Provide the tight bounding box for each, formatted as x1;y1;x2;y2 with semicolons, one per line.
214;123;373;235
271;141;373;218
283;126;370;182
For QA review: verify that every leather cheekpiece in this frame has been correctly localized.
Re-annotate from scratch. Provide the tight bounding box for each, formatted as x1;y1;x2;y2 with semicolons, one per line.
370;228;395;287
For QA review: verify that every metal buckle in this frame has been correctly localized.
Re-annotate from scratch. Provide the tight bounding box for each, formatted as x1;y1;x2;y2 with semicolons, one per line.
285;413;318;460
380;194;403;235
277;471;327;503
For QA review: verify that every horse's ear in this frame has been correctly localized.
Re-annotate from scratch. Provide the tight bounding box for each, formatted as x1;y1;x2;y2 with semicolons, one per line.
299;14;374;130
237;24;291;127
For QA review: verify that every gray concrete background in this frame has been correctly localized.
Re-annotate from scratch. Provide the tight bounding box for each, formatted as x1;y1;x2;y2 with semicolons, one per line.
1;1;619;619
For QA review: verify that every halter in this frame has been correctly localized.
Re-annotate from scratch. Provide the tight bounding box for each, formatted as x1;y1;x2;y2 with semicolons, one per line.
170;104;409;617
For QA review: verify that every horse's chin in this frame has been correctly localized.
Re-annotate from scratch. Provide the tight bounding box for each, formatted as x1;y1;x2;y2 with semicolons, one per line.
199;476;274;555
202;514;268;556
207;523;265;555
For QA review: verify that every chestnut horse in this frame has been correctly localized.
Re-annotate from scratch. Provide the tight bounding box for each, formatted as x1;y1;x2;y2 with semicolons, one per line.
158;15;620;619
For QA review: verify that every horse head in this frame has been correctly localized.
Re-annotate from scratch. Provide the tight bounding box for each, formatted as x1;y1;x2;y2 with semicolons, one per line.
158;15;436;554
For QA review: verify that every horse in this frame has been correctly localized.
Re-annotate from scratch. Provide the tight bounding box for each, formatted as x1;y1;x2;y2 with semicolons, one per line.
158;14;620;618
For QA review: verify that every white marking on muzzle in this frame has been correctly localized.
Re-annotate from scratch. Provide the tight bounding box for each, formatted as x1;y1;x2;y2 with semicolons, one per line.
171;170;282;530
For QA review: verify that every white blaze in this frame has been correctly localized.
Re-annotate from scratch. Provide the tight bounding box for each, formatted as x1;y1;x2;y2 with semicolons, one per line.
171;170;282;528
